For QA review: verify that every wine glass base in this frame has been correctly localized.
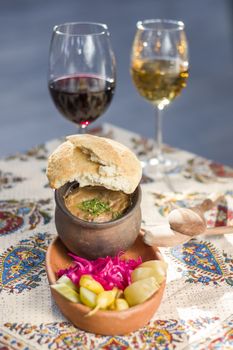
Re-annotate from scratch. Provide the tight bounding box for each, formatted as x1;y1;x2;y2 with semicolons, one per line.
143;156;178;180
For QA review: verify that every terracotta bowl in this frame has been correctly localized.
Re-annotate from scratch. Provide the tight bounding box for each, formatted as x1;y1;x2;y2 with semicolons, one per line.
54;184;141;259
46;234;166;336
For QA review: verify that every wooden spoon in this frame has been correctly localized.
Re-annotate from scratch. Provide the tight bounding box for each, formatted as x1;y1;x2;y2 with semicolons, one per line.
168;196;224;236
143;195;233;247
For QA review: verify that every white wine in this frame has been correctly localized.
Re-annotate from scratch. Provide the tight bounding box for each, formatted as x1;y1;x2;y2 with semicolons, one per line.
131;58;189;107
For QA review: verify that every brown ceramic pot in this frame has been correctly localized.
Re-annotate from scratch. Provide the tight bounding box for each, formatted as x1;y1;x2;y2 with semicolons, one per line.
54;184;142;259
46;235;166;335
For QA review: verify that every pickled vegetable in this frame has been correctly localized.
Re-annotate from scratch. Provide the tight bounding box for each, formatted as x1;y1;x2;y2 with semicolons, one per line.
80;286;97;308
51;283;80;303
54;257;167;311
56;275;79;291
79;274;104;294
115;298;129;311
108;288;122;310
115;289;124;299
139;260;167;284
87;289;117;316
124;277;159;306
58;252;142;291
131;267;155;283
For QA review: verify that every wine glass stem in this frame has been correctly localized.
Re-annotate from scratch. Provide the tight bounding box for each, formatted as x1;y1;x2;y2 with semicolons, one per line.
155;105;164;162
79;125;87;134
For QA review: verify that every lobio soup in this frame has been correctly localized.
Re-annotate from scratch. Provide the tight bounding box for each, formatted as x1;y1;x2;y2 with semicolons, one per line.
64;185;131;223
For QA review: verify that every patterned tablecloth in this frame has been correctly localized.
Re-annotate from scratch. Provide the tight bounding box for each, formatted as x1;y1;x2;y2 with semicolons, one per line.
0;123;233;350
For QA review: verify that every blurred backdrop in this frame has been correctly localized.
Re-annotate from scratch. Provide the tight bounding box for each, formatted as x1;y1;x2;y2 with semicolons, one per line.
0;0;233;165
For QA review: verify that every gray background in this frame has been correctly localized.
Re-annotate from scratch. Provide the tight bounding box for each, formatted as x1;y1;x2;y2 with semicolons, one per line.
0;0;233;165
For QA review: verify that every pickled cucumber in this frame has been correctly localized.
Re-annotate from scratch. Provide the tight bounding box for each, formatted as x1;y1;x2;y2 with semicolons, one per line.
139;260;167;284
51;283;80;303
56;275;78;291
131;267;155;283
124;277;159;306
80;286;97;308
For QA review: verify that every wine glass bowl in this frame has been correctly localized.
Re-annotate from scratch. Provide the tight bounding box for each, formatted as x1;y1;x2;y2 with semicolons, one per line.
48;22;116;132
131;19;189;176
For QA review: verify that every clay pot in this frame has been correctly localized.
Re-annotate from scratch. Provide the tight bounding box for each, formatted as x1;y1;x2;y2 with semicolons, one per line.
46;235;166;335
54;184;141;259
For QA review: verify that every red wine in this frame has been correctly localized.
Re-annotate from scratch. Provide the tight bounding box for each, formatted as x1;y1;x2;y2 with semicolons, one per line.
49;74;115;126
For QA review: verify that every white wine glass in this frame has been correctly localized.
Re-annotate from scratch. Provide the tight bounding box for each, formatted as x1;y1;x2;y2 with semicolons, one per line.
131;19;189;178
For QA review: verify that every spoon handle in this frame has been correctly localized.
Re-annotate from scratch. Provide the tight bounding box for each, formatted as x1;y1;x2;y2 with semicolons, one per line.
204;225;233;235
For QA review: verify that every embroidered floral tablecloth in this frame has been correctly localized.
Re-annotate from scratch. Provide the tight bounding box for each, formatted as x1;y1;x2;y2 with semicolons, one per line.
0;124;233;350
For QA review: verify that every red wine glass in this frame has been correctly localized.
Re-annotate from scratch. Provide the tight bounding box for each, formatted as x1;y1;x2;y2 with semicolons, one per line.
48;22;116;133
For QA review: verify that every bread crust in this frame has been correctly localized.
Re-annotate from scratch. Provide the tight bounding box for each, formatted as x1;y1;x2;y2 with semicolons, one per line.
46;134;142;194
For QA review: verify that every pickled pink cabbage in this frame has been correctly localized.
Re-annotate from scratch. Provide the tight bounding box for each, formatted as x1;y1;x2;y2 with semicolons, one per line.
57;253;142;290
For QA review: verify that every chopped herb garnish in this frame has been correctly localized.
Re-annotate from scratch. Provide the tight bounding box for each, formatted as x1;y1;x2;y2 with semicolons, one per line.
112;211;122;220
78;198;110;217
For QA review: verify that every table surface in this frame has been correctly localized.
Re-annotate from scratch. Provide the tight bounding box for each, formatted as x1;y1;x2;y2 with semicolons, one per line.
0;124;233;350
